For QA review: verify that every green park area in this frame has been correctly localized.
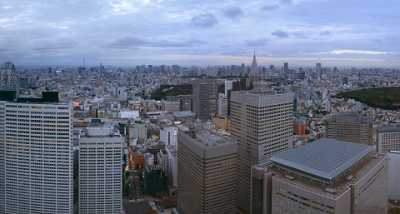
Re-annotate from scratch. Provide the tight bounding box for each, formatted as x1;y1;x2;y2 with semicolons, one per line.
336;87;400;110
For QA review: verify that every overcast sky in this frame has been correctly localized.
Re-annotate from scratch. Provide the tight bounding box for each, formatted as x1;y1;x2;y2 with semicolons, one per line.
0;0;399;67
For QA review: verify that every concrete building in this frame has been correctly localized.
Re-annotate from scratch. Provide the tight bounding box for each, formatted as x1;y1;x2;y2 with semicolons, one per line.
388;152;400;204
251;139;387;214
230;90;294;212
192;79;218;121
217;93;228;118
377;124;400;153
326;112;373;145
79;124;123;214
177;128;238;214
0;62;17;91
160;126;178;147
0;91;73;214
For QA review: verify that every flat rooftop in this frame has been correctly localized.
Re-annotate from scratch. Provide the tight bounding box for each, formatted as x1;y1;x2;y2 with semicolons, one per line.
0;90;60;103
271;138;372;181
327;112;370;123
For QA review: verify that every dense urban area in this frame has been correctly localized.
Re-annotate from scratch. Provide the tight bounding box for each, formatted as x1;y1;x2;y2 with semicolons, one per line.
1;56;400;213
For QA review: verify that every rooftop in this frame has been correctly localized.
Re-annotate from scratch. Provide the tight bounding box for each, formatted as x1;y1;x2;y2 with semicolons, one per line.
327;112;370;123
271;138;372;181
0;90;59;103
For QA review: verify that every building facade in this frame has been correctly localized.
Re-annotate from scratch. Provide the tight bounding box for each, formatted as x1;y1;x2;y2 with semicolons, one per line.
192;79;218;121
326;112;373;145
377;124;400;153
230;90;293;212
79;124;123;214
0;91;73;214
177;128;238;214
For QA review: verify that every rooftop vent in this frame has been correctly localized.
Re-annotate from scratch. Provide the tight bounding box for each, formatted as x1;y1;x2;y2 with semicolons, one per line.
325;188;337;194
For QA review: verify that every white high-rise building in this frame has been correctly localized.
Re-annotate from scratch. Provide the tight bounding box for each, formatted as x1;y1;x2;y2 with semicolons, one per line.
0;91;73;214
79;124;123;214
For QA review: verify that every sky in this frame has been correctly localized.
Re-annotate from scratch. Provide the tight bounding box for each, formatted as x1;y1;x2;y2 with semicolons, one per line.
0;0;399;67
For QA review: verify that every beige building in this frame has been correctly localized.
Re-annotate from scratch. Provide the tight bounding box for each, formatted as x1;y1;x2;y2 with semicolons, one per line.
251;138;387;214
177;127;238;214
230;90;293;213
377;124;400;153
326;112;373;145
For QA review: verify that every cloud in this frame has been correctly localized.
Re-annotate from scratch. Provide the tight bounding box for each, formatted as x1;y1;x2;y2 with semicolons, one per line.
330;49;388;55
32;39;78;52
271;30;290;38
108;36;204;49
191;13;218;28
320;31;331;36
223;7;243;19
246;38;268;47
261;5;280;11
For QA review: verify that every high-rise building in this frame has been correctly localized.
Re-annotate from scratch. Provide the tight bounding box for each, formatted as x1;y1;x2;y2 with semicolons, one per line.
230;90;293;212
249;52;261;82
326;112;373;145
192;78;218;121
251;139;387;214
0;62;17;91
377;124;400;153
283;62;289;79
316;62;322;80
217;93;228;118
0;90;73;214
177;127;238;214
79;124;123;214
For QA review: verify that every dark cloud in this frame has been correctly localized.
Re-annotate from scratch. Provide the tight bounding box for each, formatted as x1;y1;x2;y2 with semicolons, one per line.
261;0;293;11
191;13;218;28
246;38;268;47
320;31;331;36
261;5;280;11
32;39;78;52
280;0;293;5
108;36;205;49
271;30;290;38
223;7;243;19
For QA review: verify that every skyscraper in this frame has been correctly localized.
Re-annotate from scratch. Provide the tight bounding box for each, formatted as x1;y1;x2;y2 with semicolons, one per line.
0;62;17;91
249;52;261;82
79;124;123;214
326;112;373;145
316;62;322;80
283;62;289;79
0;91;73;214
251;139;387;214
192;78;218;121
230;90;294;212
177;127;238;214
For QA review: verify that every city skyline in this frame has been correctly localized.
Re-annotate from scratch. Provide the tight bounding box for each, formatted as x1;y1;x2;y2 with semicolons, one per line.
0;0;399;67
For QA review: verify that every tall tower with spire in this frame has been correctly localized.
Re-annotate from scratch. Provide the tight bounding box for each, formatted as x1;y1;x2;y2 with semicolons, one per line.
249;51;260;82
